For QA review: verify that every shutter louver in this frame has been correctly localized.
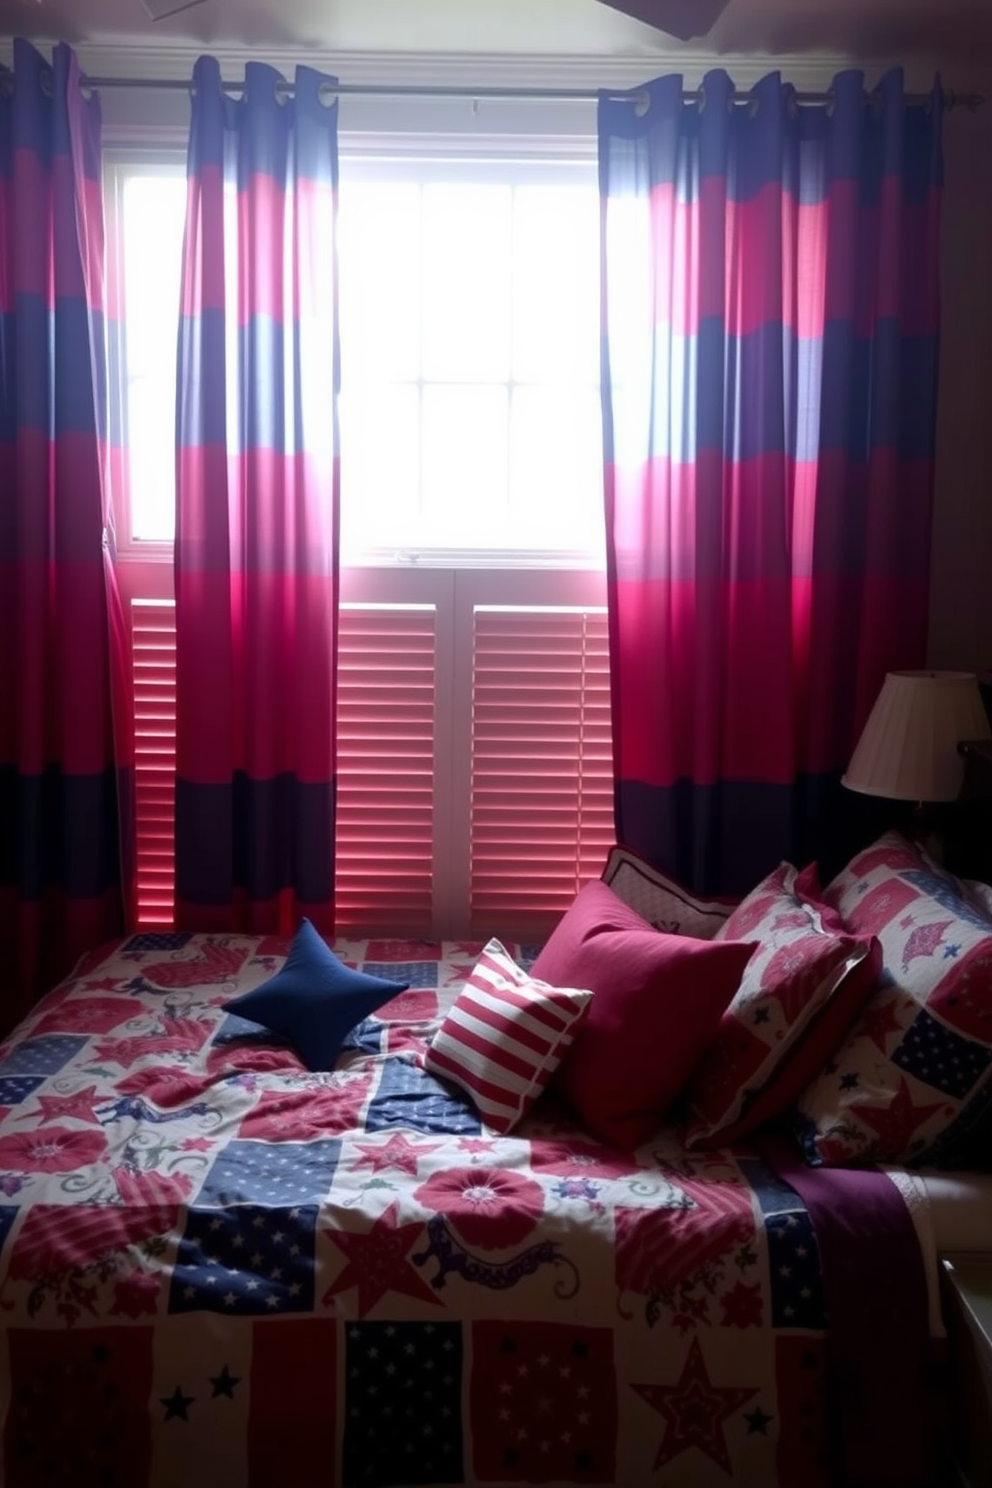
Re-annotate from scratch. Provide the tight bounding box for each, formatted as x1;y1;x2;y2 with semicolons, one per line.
469;606;614;941
132;600;177;926
335;603;436;936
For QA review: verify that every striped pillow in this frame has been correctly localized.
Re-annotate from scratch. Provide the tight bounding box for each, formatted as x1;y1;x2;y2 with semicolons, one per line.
423;938;593;1134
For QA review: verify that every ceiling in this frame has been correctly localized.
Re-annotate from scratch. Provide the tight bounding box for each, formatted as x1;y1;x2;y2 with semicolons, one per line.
1;0;990;69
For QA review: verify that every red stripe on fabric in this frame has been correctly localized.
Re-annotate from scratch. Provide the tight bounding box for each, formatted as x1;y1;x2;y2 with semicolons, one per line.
249;1318;337;1485
463;985;574;1049
10;148;50;303
177;448;335;572
237;170;288;325
795;199;828;342
439;1015;541;1083
470;965;576;1032
426;1044;526;1121
0;179;9;314
611;571;797;786
0;889;124;1035
180;163;225;316
176;566;334;782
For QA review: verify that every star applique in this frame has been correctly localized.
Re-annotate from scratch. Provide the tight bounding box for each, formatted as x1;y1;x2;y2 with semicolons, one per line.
902;920;952;970
21;1087;103;1127
632;1336;758;1473
209;1365;241;1399
350;1133;442;1177
857;997;905;1052
323;1201;444;1318
850;1076;947;1155
161;1385;195;1422
839;1073;860;1091
744;1406;774;1435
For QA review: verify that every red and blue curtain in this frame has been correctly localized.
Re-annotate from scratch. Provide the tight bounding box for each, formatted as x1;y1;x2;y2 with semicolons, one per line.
0;40;133;1031
0;40;133;1029
175;56;340;934
599;67;943;894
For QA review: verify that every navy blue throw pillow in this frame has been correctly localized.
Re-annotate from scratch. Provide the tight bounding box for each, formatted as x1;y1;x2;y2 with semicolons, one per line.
225;918;408;1071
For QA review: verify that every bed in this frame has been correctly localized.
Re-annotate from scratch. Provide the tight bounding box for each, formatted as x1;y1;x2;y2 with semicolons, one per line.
0;924;949;1488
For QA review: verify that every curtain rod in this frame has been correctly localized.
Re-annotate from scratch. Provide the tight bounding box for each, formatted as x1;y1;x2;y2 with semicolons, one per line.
77;75;983;110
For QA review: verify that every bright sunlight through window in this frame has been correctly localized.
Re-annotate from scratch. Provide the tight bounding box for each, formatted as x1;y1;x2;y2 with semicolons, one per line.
117;159;604;560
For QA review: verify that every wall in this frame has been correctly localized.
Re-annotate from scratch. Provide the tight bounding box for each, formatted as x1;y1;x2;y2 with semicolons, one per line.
929;79;992;673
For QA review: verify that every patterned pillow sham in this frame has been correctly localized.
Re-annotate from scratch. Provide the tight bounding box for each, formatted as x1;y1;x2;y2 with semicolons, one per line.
601;845;736;939
794;831;992;1166
682;863;881;1148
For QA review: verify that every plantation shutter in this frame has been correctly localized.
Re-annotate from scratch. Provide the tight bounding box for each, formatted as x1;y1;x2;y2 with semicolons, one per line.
469;606;614;941
334;603;436;936
131;600;177;926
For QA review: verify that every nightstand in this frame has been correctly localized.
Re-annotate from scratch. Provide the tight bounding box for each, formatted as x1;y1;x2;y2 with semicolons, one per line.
942;1255;992;1487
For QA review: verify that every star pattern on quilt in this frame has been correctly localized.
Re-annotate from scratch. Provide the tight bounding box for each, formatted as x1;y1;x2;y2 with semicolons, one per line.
209;1364;241;1398
850;1076;947;1153
161;1384;195;1422
21;1087;103;1127
633;1336;758;1473
323;1201;444;1318
350;1133;443;1177
857;997;905;1052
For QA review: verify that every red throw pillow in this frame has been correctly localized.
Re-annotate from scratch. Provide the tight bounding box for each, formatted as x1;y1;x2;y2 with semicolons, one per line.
683;863;882;1148
533;880;756;1150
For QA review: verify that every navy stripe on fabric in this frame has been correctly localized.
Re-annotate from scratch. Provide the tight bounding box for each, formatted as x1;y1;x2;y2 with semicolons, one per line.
189;55;338;186
175;774;334;906
6;293;106;440
180;313;333;457
607;320;937;467
818;319;939;461
613;771;885;898
600;67;940;208
735;1156;825;1330
0;764;123;900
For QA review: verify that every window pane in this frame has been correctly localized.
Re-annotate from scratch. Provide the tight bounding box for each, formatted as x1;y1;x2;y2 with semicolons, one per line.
513;185;600;386
339;182;421;383
340;385;421;552
123;175;186;542
422;184;512;382
422;385;508;545
510;385;604;550
127;374;179;542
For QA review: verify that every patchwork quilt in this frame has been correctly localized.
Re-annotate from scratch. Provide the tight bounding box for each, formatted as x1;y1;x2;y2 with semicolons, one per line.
0;933;928;1487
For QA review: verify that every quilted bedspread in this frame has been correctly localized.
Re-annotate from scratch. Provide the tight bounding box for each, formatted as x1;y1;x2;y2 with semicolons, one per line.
0;933;929;1487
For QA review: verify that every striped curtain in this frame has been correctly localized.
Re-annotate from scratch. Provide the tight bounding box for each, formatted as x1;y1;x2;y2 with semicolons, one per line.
0;40;133;1030
599;67;943;894
174;56;340;934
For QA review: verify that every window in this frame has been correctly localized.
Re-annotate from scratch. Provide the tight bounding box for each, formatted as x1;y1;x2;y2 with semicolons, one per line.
109;144;612;940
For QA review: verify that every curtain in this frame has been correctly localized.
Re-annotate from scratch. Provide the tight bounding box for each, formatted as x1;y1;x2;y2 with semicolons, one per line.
599;67;943;894
174;56;340;934
0;40;133;1031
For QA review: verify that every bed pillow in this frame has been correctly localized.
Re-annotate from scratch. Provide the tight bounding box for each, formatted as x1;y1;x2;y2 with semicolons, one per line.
682;862;882;1148
794;831;992;1166
422;938;592;1134
602;845;737;939
533;880;756;1149
225;917;408;1071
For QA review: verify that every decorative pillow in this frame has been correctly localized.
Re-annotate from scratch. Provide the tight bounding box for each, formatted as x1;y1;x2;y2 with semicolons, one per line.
794;831;992;1166
533;880;756;1150
602;845;736;939
682;862;882;1148
422;938;592;1135
225;918;408;1071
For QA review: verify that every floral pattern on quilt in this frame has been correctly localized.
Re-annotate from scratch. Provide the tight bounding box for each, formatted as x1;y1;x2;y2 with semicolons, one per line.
0;932;862;1486
795;831;992;1165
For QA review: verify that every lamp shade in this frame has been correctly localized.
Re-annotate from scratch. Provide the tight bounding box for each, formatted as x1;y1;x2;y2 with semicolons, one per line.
842;670;992;802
